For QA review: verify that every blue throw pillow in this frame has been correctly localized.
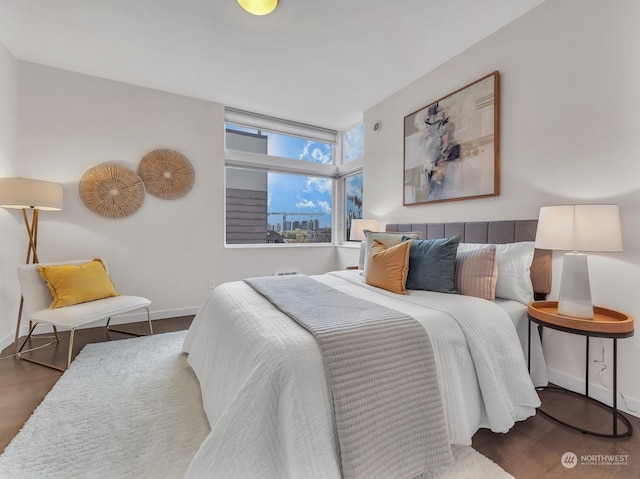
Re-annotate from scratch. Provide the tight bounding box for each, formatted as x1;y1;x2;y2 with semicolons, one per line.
403;236;461;293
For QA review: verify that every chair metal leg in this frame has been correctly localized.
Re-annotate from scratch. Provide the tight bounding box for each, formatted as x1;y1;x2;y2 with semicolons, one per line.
17;323;68;372
17;322;39;354
105;307;153;337
18;355;67;372
15;302;57;351
14;296;25;355
19;307;152;372
146;307;153;335
67;329;75;369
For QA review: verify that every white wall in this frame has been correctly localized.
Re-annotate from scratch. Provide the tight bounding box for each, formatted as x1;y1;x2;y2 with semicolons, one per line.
364;0;640;415
0;43;17;175
0;62;338;349
0;42;22;345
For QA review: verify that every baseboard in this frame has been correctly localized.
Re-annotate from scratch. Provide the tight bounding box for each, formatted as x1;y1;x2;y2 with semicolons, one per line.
0;306;200;353
547;367;640;419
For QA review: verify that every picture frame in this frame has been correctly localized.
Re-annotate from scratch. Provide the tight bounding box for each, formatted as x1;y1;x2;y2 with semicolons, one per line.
403;71;500;206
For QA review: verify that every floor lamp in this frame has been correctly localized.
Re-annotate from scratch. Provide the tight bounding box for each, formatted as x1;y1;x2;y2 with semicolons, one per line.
0;178;63;352
534;205;623;319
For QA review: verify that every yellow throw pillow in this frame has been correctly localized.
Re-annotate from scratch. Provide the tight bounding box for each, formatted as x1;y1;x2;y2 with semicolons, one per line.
364;239;411;294
38;259;120;308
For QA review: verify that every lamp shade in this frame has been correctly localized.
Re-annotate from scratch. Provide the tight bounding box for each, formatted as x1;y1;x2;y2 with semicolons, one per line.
0;178;63;211
350;218;381;241
237;0;278;15
535;205;622;252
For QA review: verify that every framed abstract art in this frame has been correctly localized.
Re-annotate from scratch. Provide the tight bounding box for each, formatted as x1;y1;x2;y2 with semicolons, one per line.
403;71;500;206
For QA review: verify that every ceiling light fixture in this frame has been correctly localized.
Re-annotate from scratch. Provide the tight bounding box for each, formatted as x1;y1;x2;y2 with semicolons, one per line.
237;0;278;16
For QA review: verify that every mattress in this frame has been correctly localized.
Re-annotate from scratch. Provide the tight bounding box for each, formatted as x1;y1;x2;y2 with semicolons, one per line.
183;270;541;478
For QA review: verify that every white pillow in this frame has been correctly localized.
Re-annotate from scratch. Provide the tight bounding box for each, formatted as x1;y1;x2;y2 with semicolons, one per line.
458;241;535;305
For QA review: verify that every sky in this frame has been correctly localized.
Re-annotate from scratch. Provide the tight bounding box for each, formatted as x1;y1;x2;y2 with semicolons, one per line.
267;172;332;228
266;133;333;228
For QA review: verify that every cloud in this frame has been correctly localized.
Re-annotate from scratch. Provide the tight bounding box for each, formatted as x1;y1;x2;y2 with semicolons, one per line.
299;141;333;164
318;201;331;215
345;176;362;197
305;177;332;194
344;124;364;162
296;198;316;209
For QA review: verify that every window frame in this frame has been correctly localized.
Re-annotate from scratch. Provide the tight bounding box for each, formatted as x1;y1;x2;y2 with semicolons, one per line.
337;121;364;244
342;170;364;242
224;109;339;247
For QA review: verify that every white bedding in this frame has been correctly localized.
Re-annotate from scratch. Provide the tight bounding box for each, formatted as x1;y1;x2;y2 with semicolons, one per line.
495;298;548;388
183;270;541;478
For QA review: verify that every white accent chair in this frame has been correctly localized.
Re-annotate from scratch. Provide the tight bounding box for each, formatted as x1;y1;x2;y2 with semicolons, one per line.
16;258;152;371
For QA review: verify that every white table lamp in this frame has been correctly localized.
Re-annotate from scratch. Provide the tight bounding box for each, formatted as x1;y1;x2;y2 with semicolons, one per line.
535;205;622;319
349;218;381;241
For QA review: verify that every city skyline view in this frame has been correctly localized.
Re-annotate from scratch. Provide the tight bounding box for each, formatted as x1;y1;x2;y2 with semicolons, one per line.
267;172;332;229
265;128;334;229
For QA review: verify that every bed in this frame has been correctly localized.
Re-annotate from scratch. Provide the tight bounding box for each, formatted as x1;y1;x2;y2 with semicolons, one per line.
183;220;551;478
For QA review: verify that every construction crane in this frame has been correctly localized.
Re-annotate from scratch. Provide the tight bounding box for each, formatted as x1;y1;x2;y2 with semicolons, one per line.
268;211;323;231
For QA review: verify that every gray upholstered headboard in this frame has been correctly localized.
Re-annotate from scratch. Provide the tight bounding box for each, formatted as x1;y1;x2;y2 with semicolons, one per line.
385;220;551;299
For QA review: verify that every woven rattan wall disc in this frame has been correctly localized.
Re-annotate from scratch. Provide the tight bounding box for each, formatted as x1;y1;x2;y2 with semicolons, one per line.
79;162;145;218
138;149;195;200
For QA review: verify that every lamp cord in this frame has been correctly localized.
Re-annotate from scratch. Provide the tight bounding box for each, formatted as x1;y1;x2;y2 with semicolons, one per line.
594;346;639;414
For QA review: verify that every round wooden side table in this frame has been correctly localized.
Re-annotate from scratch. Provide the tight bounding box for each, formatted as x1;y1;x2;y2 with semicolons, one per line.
527;300;634;438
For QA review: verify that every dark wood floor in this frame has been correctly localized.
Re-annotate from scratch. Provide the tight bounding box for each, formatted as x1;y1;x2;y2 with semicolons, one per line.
2;317;639;478
472;388;640;478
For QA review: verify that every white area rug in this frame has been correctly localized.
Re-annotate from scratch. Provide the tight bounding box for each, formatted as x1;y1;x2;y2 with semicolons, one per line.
425;446;514;478
0;331;210;478
0;330;513;479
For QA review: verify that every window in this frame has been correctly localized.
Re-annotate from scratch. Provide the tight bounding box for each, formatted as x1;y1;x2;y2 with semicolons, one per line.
345;172;363;240
225;109;337;245
226;124;334;164
226;168;332;244
340;122;364;241
343;123;364;163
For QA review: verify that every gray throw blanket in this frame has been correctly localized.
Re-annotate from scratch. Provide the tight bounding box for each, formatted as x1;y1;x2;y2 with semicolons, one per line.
245;275;452;478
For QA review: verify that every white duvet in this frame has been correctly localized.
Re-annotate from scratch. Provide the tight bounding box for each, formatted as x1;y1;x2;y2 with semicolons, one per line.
182;271;541;478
